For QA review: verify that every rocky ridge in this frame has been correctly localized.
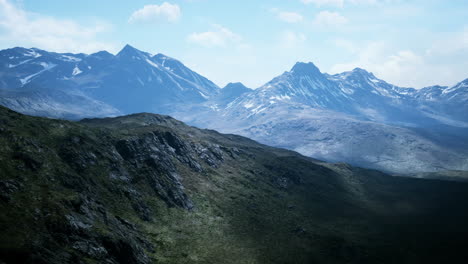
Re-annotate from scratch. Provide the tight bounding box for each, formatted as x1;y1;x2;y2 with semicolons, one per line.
1;106;468;263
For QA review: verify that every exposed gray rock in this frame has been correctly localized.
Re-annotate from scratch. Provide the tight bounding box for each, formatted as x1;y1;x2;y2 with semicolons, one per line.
72;241;108;259
114;135;195;210
0;179;22;202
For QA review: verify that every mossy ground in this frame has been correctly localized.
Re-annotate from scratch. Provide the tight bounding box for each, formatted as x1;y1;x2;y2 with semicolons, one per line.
1;106;468;263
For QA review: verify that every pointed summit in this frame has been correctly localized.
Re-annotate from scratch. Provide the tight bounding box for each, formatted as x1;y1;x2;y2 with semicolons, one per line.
118;44;137;53
290;62;321;75
117;44;147;59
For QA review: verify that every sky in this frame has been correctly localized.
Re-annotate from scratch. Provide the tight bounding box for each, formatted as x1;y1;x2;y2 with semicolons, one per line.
0;0;467;89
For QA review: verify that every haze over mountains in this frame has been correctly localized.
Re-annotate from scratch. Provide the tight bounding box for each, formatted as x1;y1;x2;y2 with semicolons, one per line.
1;45;467;173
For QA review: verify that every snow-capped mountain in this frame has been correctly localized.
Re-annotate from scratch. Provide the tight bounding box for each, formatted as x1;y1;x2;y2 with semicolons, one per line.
242;62;353;113
414;79;468;123
0;47;120;118
1;46;467;173
0;45;220;115
173;62;468;173
211;62;467;129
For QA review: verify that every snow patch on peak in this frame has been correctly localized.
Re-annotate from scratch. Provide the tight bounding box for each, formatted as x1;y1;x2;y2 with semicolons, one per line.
244;102;255;109
199;91;209;99
23;49;41;58
269;95;291;101
8;59;34;68
20;62;56;86
443;79;468;94
72;65;82;76
146;58;161;69
61;55;82;62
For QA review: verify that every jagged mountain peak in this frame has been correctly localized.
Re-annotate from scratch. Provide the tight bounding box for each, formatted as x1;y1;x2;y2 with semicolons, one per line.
0;45;222;114
119;43;137;51
332;67;378;81
116;44;149;59
290;62;321;75
223;82;250;90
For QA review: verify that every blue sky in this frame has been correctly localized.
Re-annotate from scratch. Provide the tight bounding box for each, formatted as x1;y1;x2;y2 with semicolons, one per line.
0;0;467;88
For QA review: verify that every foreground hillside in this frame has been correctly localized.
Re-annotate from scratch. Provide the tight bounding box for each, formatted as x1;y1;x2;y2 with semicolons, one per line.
1;106;468;264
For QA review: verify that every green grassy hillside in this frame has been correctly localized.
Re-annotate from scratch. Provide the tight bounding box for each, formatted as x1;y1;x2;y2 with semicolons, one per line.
1;105;468;264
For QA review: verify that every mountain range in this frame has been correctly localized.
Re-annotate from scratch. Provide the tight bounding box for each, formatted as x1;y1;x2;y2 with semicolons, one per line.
0;45;467;173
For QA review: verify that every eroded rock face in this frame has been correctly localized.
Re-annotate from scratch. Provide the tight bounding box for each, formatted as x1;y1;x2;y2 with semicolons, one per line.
115;134;190;210
0;180;22;202
111;129;228;211
0;107;233;263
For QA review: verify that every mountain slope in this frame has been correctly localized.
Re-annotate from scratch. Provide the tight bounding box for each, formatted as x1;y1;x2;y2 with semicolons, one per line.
174;63;468;173
213;82;251;106
1;46;467;174
0;86;120;119
1;106;468;264
415;79;468;123
179;102;468;174
0;45;220;114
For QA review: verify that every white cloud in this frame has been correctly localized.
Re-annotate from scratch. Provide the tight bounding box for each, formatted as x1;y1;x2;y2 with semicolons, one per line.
278;12;304;23
348;0;378;4
333;38;358;53
302;0;344;7
128;2;181;24
269;8;303;23
280;31;306;49
187;25;242;48
301;0;377;7
330;38;468;88
330;42;420;86
272;9;304;23
313;11;348;27
425;27;468;56
0;0;117;53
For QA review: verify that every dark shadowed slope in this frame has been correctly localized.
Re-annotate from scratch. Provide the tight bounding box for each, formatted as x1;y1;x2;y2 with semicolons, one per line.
1;105;468;264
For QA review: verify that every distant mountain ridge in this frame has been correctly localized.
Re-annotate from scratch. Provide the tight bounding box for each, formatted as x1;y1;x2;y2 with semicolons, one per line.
0;45;467;173
0;45;220;116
